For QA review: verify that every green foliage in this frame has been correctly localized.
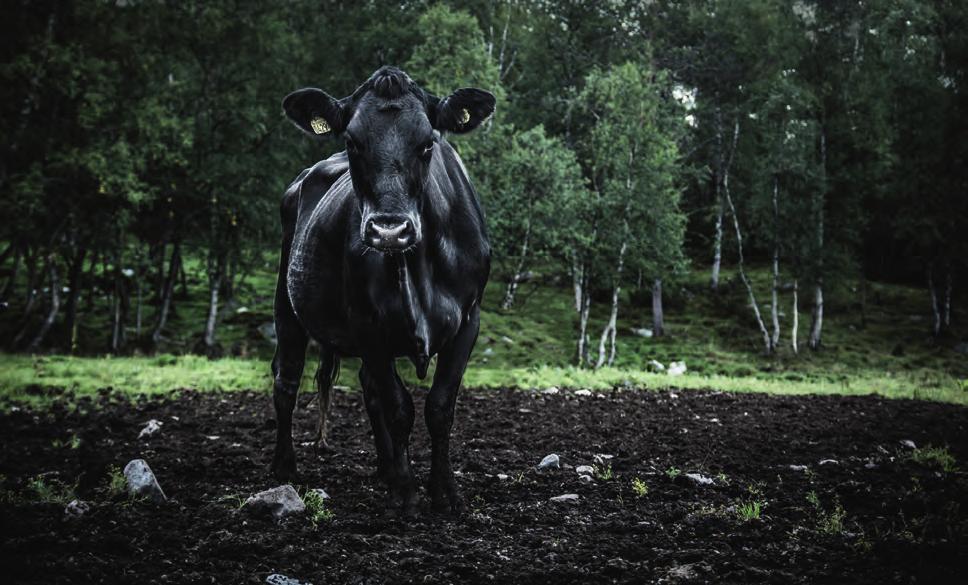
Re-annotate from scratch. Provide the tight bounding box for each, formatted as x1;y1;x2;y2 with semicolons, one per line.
807;490;847;535
736;500;764;522
593;464;614;482
909;446;957;473
106;465;127;498
28;475;77;505
631;477;649;498
665;466;682;480
303;489;334;528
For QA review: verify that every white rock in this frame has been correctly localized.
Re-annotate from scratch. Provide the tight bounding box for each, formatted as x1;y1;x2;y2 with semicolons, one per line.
308;488;330;500
549;493;580;504
818;459;839;466
243;485;305;522
578;475;595;485
138;419;163;439
668;392;679;399
788;465;808;472
684;472;714;486
500;335;514;344
667;361;687;376
537;454;560;470
631;327;653;338
593;454;614;466
123;459;167;503
64;499;90;519
266;575;312;585
575;465;595;475
573;389;592;397
647;359;666;372
497;474;509;481
542;387;560;395
206;435;220;440
899;439;917;449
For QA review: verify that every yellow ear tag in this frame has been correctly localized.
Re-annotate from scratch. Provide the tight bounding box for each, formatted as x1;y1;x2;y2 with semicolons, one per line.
310;116;331;135
459;108;471;125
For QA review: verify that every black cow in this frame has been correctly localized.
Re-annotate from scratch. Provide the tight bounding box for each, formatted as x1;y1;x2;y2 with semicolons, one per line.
271;67;494;516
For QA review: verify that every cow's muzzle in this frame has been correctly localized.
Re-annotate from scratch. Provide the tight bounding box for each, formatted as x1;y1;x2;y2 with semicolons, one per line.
364;213;418;251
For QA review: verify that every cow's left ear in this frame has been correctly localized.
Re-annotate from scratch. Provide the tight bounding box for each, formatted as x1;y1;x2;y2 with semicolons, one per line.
432;88;496;134
282;88;347;138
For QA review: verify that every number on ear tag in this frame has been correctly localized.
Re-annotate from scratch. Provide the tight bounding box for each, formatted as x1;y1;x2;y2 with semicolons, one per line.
459;108;471;125
310;116;331;135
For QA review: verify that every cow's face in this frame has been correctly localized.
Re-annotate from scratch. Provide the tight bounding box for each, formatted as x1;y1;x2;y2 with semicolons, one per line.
283;67;495;253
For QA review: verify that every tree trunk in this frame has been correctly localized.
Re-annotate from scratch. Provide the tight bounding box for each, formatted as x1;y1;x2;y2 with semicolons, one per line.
203;251;227;349
111;260;130;353
943;269;952;331
1;244;22;303
571;255;583;313
596;240;627;369
791;279;799;354
770;176;780;351
27;256;61;351
652;278;665;337
22;248;39;315
722;121;772;355
576;268;591;366
808;128;826;350
710;194;724;291
63;246;87;353
502;217;532;310
929;265;941;337
151;241;180;345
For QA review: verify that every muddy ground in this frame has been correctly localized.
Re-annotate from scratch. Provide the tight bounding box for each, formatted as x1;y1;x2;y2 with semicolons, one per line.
1;386;967;584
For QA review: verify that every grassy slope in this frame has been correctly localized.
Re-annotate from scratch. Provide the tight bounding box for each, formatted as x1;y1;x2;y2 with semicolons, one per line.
1;254;966;408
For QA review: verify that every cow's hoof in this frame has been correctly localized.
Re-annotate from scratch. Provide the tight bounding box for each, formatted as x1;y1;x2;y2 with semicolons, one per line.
270;452;297;482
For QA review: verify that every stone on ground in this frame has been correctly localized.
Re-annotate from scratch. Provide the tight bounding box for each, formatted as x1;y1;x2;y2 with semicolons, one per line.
123;459;167;503
138;419;163;439
64;499;90;519
308;488;330;500
537;453;560;470
684;472;714;486
266;574;312;585
899;439;917;449
549;493;580;504
575;465;595;475
647;359;666;372
243;485;305;522
667;361;687;376
573;389;592;397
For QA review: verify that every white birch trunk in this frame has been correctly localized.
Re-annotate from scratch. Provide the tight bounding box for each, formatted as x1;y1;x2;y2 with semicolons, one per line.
501;216;531;310
572;255;583;313
770;176;780;352
652;278;665;337
808;129;826;350
929;266;941;337
722;120;772;355
27;257;60;351
204;267;221;348
791;280;799;354
596;240;627;369
577;275;591;366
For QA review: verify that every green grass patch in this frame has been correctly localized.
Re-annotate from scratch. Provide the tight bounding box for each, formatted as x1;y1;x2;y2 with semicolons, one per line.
909;445;957;472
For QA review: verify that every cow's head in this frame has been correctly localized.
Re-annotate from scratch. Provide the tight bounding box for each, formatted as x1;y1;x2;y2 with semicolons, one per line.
283;66;495;252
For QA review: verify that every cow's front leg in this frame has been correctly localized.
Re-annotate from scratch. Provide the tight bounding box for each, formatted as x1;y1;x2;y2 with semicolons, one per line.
426;306;479;515
364;358;418;517
270;313;308;482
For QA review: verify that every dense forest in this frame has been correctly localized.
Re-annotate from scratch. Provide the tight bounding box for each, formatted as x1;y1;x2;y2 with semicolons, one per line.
1;0;966;364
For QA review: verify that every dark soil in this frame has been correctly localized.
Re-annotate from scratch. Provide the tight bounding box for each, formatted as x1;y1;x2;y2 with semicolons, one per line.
2;387;967;584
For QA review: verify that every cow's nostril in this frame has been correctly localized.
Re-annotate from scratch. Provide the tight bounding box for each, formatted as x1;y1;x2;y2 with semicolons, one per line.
365;217;415;249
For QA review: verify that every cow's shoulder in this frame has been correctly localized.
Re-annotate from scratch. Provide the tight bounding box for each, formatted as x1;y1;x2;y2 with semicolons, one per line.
283;151;350;224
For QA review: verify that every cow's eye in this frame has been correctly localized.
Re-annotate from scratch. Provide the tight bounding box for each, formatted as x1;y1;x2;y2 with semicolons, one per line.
420;141;434;160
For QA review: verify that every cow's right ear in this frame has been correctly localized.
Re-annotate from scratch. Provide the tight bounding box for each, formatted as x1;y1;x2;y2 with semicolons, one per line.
282;88;346;137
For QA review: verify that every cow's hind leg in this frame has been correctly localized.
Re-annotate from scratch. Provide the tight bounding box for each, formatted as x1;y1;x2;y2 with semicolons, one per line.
311;349;338;452
426;306;480;514
362;359;418;517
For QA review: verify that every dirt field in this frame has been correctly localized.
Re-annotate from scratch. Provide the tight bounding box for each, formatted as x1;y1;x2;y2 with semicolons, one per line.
1;386;967;584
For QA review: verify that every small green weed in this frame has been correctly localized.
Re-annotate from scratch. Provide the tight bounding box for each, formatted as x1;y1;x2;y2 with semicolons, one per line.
594;464;614;481
631;477;649;497
736;500;764;521
807;490;847;535
105;466;127;498
304;489;334;528
28;475;76;505
666;466;681;480
909;445;957;472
